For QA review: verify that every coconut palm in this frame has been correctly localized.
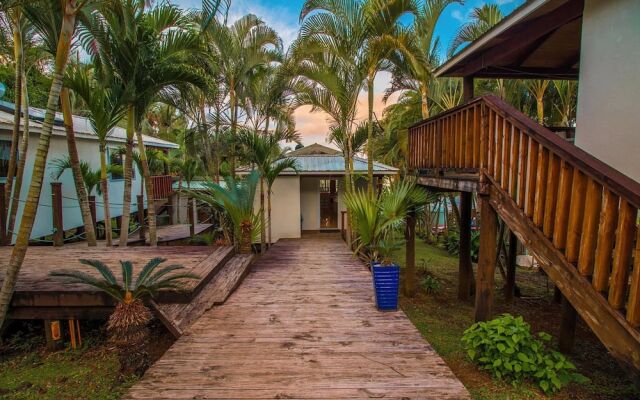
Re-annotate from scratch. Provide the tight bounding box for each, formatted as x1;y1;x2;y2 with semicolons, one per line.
191;171;261;253
23;0;98;246
523;79;550;125
0;0;95;329
50;258;198;375
203;14;283;175
83;0;206;246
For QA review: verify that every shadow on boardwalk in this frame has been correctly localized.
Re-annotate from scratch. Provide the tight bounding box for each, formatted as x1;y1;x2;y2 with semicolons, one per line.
125;235;470;399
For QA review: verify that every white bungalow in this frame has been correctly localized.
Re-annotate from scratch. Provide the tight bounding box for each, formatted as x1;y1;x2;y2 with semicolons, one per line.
0;100;178;242
243;143;398;242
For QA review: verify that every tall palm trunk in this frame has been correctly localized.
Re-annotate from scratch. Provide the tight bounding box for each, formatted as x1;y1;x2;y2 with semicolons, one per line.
0;2;77;328
229;88;237;175
366;77;374;196
267;188;272;246
60;88;97;246
135;130;157;246
6;15;23;219
99;145;113;246
259;175;265;254
119;106;135;247
420;84;430;119
7;62;30;240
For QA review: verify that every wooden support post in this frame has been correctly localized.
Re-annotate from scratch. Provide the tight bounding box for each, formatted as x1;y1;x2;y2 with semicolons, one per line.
116;215;122;237
0;183;7;245
168;194;176;225
51;182;63;247
189;197;195;237
505;231;518;302
44;320;63;351
559;295;577;353
68;319;77;350
463;76;474;102
137;194;146;240
475;193;498;322
459;191;473;300
403;210;417;297
88;195;97;239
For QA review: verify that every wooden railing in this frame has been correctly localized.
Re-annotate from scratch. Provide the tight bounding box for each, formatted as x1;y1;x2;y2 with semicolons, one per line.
409;95;640;367
151;175;174;200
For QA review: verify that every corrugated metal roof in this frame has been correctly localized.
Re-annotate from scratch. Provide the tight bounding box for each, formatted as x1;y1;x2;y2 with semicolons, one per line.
0;100;179;149
238;154;398;175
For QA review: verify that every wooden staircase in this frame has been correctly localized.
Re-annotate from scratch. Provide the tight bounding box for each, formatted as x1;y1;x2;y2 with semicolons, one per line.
408;95;640;370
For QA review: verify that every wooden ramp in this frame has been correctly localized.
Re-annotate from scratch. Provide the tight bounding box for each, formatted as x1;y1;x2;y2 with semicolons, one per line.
155;253;254;335
125;237;469;399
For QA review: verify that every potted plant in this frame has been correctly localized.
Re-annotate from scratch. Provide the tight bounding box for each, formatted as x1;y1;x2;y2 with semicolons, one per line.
51;258;198;376
345;179;427;311
370;239;403;311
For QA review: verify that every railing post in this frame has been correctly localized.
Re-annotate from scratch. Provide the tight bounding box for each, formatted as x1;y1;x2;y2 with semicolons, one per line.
137;194;145;240
403;210;417;297
188;197;196;237
88;195;97;239
458;191;473;300
475;192;497;322
51;182;63;247
0;183;7;245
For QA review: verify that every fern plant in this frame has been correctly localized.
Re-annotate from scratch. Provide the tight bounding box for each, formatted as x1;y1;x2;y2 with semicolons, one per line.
51;258;198;375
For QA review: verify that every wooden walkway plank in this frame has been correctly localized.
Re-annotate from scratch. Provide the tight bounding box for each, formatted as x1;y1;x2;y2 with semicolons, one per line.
125;236;469;399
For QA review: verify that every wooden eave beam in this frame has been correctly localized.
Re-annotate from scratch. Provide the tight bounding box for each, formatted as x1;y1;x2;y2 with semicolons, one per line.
451;0;584;78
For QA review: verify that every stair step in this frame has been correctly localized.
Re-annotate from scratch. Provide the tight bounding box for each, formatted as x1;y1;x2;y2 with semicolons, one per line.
155;253;255;333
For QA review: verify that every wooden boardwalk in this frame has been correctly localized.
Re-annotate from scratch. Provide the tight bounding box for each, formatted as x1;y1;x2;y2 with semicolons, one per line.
125;236;469;399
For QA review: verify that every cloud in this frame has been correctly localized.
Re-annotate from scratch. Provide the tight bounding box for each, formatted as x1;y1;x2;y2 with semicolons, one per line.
451;9;464;22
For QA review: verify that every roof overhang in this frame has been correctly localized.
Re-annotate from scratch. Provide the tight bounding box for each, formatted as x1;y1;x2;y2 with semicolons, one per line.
436;0;583;80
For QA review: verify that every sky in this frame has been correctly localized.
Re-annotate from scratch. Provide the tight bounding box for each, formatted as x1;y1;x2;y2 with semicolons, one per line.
176;0;525;146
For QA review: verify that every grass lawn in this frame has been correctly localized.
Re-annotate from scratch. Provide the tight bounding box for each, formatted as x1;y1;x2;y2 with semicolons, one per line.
0;320;172;400
394;240;640;400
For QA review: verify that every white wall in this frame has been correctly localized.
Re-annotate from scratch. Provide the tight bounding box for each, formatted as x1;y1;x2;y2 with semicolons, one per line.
251;175;301;242
300;177;320;230
0;131;145;242
574;0;640;181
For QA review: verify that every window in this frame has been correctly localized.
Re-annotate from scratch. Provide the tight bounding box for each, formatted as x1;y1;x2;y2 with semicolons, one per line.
0;140;17;178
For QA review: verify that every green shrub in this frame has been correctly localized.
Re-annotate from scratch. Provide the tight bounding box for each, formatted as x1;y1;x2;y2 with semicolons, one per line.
461;314;588;394
420;275;441;294
441;231;480;262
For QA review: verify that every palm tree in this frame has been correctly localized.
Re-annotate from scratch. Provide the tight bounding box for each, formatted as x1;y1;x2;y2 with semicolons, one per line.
448;4;503;57
204;14;283;175
552;80;578;126
524;79;550;125
51;258;198;375
191;171;261;253
386;0;461;119
0;0;94;329
84;0;205;246
64;64;126;247
299;0;415;194
23;0;98;246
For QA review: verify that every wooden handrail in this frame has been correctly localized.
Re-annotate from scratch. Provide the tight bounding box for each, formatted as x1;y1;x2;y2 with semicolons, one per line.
408;94;640;350
151;175;174;200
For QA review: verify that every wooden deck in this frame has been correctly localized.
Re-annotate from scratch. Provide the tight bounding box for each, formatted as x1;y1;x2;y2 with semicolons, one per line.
128;223;214;245
125;236;469;399
2;245;233;319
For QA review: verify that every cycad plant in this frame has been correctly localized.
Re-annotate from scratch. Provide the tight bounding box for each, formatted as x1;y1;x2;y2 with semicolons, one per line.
191;171;261;253
345;178;427;264
51;258;197;376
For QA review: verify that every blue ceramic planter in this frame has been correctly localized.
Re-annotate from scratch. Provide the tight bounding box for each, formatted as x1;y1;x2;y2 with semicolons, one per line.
372;263;400;311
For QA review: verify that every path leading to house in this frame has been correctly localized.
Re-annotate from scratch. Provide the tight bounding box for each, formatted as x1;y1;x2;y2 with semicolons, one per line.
125;235;470;399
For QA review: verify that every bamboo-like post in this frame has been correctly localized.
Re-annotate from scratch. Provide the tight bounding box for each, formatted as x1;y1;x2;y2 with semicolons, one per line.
525;140;538;217
51;182;63;247
88;195;97;239
553;160;574;249
137;194;145;240
542;154;560;237
592;190;619;292
0;183;6;245
459;192;473;301
608;200;637;309
475;194;498;322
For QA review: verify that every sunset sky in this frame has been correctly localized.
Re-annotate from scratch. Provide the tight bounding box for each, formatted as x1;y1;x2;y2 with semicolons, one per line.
177;0;525;146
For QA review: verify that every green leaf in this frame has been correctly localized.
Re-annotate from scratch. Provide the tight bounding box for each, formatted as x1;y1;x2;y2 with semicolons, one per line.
517;353;530;363
540;380;549;392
